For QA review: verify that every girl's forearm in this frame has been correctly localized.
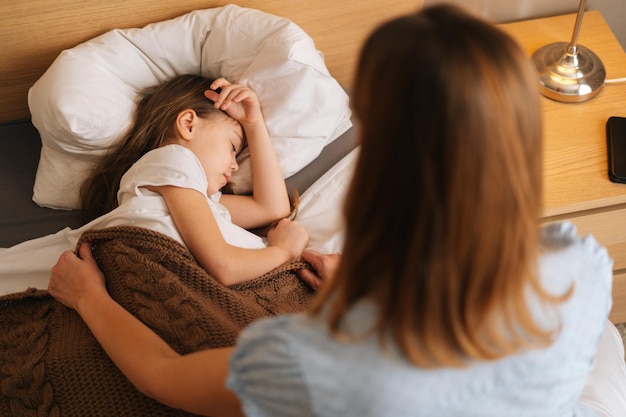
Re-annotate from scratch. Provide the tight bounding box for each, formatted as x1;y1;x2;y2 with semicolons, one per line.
244;119;290;217
203;244;293;286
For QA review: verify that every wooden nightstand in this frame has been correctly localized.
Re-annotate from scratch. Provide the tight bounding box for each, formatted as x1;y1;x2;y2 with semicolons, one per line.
499;11;626;323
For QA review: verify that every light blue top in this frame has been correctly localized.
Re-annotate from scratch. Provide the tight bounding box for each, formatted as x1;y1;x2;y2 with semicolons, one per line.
227;222;613;417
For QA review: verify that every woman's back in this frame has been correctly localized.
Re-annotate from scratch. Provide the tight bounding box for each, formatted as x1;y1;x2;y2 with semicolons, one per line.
228;222;613;417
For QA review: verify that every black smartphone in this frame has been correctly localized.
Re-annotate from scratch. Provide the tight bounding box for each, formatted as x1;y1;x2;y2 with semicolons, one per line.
607;116;626;183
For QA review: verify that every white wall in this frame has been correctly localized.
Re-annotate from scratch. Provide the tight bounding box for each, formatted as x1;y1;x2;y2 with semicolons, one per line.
590;0;626;51
423;0;626;50
422;0;578;22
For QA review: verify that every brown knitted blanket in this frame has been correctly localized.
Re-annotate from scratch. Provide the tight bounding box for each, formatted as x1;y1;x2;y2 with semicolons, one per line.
0;226;315;417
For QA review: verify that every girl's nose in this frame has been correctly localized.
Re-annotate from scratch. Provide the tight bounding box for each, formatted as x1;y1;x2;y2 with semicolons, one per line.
231;157;239;172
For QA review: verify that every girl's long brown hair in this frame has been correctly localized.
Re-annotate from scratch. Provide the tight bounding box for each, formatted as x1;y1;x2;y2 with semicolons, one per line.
80;74;227;222
311;5;567;367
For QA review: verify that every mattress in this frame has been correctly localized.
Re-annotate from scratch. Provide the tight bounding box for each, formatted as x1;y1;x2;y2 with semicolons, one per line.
0;120;83;247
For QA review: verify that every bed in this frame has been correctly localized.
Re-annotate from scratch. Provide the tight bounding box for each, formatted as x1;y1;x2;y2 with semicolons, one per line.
4;0;613;275
2;0;613;251
0;1;388;292
1;0;412;249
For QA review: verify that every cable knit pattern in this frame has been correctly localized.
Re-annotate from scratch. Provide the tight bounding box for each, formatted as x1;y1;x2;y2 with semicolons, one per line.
0;292;59;417
0;226;314;417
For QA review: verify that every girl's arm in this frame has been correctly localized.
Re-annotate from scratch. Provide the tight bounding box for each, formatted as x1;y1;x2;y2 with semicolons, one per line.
48;244;244;417
153;184;308;285
206;79;291;230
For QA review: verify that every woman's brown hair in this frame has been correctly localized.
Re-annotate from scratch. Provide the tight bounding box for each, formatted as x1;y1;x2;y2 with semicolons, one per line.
311;5;563;367
80;74;229;222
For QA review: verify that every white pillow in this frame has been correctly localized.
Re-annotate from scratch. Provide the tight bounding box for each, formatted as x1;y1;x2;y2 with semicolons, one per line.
28;4;352;210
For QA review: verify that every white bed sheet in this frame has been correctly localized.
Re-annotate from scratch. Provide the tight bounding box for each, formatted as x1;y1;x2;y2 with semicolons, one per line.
295;147;357;255
0;148;357;295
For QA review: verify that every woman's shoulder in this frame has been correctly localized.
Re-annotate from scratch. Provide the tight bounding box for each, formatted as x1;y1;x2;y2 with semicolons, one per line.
539;221;613;338
229;311;360;384
227;314;318;416
540;221;613;279
539;221;612;297
232;314;315;357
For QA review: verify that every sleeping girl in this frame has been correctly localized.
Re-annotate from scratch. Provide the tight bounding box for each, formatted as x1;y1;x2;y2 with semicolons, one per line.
0;74;309;293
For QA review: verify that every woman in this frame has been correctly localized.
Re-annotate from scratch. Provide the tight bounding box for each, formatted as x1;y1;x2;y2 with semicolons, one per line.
48;4;626;416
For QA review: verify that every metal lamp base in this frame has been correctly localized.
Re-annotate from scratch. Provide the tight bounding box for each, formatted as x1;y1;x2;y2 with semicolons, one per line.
531;41;606;103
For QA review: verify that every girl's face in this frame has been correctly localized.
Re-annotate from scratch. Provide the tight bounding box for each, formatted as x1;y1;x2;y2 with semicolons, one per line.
189;114;244;195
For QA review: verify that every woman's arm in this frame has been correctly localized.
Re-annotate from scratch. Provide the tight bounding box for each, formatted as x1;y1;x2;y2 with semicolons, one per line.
154;185;308;285
206;79;291;230
48;244;244;417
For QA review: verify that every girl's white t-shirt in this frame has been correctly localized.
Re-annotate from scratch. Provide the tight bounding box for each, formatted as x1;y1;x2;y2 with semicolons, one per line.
114;144;265;249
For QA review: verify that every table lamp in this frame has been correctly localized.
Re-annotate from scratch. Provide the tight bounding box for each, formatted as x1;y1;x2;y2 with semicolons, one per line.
531;0;606;102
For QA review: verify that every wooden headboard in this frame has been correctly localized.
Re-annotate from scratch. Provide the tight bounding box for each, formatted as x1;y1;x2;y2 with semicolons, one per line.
0;0;422;124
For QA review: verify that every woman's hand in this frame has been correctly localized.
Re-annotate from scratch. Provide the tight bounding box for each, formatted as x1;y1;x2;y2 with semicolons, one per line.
267;219;309;261
204;78;263;126
297;250;341;291
48;243;108;311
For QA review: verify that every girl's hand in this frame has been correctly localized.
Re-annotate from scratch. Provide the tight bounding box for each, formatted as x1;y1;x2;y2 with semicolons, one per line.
267;219;309;261
48;243;108;311
204;78;263;126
